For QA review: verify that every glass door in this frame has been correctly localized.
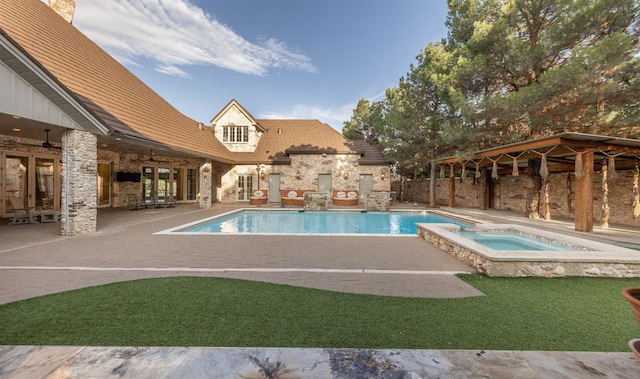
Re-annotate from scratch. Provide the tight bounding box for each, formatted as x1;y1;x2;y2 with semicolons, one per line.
97;163;111;207
186;168;197;201
143;167;155;204
173;168;181;200
237;175;253;202
157;167;170;203
4;155;29;215
35;158;55;210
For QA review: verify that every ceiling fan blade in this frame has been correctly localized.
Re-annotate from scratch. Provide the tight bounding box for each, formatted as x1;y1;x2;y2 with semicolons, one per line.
42;141;62;150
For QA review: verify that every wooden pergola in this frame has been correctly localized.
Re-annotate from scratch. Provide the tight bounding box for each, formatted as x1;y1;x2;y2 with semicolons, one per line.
437;132;640;232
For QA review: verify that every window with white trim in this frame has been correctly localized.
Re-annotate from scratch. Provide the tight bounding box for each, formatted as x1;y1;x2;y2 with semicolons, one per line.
223;126;249;143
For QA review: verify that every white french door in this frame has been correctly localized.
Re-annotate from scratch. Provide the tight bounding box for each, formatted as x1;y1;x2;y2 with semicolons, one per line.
237;175;253;202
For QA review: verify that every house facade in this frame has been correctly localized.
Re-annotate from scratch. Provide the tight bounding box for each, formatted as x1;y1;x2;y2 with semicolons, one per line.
0;0;389;236
210;100;390;205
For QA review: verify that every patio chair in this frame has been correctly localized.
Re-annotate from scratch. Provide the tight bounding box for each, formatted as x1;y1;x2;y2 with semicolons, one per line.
8;196;37;224
36;207;60;223
128;194;149;210
156;196;177;208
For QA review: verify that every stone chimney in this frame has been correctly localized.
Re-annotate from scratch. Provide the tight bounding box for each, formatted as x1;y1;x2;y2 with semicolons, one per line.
49;0;76;24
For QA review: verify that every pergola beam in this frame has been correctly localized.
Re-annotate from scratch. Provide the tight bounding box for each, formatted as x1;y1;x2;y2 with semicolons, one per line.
434;132;640;233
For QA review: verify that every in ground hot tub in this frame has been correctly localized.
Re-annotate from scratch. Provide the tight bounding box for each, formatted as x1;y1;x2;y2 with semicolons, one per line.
417;223;640;277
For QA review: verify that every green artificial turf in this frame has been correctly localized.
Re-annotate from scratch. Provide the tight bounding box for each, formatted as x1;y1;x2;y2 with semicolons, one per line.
1;274;639;351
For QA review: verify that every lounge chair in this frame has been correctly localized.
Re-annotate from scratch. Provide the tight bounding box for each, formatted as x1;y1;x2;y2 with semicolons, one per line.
8;196;37;224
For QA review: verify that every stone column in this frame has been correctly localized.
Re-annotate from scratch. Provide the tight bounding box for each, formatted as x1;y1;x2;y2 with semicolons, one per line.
61;129;97;236
199;159;212;209
48;0;76;23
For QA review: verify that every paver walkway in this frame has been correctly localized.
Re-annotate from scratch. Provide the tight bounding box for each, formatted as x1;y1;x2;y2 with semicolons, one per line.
0;204;481;305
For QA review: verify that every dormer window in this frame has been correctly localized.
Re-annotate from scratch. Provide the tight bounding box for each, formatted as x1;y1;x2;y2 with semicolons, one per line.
223;125;249;143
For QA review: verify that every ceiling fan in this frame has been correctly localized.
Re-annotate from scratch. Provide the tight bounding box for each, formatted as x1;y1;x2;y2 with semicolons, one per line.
132;150;169;163
13;129;62;150
41;129;62;150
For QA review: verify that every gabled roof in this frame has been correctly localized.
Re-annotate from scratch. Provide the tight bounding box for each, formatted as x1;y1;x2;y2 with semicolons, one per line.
232;119;364;164
210;99;267;133
1;0;235;162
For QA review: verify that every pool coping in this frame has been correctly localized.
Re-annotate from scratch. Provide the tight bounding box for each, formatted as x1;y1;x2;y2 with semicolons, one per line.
417;223;640;277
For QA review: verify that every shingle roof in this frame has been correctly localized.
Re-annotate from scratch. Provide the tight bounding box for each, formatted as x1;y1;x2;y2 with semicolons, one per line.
232;119;362;164
1;0;234;162
349;139;390;165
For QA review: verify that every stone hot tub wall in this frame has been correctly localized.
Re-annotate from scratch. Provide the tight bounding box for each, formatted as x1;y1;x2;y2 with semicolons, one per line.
417;223;640;277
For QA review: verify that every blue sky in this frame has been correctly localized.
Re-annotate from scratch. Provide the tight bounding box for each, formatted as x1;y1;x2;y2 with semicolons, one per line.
58;0;449;131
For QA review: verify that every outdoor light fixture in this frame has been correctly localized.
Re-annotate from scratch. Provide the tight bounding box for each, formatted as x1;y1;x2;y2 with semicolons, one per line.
381;170;386;180
295;170;301;179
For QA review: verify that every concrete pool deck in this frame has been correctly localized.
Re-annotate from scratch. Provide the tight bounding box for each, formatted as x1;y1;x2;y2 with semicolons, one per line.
1;203;640;377
0;204;481;304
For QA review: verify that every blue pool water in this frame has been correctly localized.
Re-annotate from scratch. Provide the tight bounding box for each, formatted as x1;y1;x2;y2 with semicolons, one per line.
175;210;471;235
456;231;572;251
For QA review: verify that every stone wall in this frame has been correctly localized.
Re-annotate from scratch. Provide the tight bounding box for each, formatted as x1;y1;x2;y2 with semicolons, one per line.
364;192;390;211
303;192;328;211
96;150;201;208
218;154;390;203
211;104;262;153
61;129;96;236
396;168;640;227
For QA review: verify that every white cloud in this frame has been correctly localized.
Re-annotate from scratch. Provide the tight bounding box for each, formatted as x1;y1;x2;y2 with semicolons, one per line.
260;103;355;131
49;0;317;77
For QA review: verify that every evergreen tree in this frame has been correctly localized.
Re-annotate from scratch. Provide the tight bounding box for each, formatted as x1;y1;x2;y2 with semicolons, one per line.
447;0;640;148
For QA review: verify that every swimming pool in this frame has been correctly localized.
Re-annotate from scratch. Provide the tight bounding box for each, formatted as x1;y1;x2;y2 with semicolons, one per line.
164;210;472;235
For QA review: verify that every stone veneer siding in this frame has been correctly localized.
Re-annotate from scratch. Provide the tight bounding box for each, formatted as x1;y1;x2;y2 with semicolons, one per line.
199;159;213;209
95;150;202;208
417;226;640;277
218;154;390;204
397;169;640;227
212;105;262;153
61;129;97;236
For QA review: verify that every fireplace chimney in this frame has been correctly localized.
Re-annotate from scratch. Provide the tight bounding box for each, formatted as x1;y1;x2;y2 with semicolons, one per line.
48;0;76;24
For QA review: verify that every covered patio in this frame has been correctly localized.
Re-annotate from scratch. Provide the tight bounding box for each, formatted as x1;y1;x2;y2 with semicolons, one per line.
438;132;640;232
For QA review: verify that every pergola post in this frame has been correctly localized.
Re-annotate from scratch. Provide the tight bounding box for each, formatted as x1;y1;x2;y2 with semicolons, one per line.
479;166;488;210
448;165;455;207
575;150;594;232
